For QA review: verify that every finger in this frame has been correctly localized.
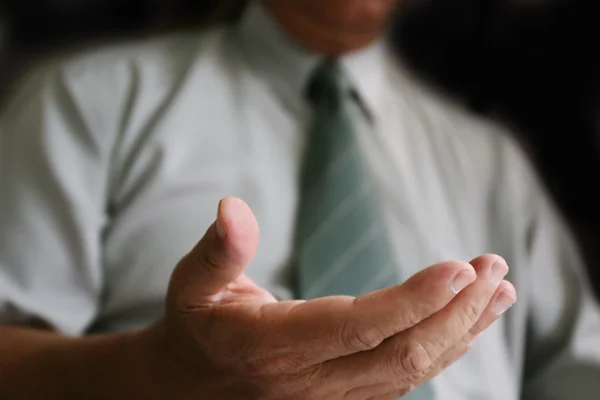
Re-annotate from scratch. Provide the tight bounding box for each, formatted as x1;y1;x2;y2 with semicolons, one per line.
329;254;507;386
343;342;467;400
167;197;260;310
400;280;517;389
460;279;517;346
392;331;471;395
346;343;466;400
345;282;516;400
388;280;517;396
277;260;476;364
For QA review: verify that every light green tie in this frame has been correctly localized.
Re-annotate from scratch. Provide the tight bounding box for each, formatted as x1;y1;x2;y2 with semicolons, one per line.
293;60;434;400
294;59;396;299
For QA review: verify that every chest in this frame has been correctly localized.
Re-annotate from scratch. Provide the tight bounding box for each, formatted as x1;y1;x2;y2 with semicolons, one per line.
97;73;492;328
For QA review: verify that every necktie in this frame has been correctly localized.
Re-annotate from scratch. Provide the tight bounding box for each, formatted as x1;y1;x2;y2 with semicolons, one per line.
293;60;434;400
294;59;396;299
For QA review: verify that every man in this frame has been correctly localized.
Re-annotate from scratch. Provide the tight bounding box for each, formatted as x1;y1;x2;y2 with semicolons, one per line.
0;1;598;399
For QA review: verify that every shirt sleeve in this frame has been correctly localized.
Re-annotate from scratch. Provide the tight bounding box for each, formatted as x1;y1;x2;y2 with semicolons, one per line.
0;57;130;335
497;136;600;398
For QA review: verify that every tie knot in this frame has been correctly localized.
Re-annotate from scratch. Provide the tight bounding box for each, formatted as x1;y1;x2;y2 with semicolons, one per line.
306;60;349;109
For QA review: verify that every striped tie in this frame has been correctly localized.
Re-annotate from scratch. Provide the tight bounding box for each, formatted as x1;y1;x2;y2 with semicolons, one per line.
293;60;433;400
294;59;396;299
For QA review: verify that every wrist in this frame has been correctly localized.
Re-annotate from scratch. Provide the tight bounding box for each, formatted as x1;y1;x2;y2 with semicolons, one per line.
0;326;155;399
138;320;224;399
130;321;203;399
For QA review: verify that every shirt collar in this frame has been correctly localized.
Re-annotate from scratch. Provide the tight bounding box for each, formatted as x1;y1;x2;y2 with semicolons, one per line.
340;40;390;123
233;1;392;122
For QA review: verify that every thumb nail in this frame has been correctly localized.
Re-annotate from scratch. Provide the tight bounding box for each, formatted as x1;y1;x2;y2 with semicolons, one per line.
216;200;226;239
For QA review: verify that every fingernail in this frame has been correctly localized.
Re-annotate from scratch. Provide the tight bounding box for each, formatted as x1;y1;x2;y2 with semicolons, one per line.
494;291;516;315
488;261;508;288
468;333;482;347
216;200;226;239
451;270;476;294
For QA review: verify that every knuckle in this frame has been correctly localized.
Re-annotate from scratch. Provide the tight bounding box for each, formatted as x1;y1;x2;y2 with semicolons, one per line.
388;339;433;377
401;340;433;374
457;300;481;329
340;322;385;352
401;303;424;328
196;246;221;273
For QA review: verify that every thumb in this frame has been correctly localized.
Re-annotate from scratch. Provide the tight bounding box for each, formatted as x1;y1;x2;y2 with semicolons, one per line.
168;197;260;310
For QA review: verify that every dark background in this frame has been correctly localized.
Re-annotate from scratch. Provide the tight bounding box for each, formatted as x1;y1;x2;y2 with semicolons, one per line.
1;0;599;293
393;0;600;293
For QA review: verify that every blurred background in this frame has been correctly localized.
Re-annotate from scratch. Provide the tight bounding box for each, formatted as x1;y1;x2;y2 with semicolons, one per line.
1;0;599;294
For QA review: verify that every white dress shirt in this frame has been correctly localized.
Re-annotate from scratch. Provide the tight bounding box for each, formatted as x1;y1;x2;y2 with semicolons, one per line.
1;2;600;399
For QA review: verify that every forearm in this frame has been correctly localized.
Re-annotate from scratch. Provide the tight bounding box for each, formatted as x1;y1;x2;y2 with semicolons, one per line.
0;325;163;399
